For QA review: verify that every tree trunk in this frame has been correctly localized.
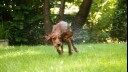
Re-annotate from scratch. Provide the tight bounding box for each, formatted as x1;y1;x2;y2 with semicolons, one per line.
44;0;52;34
58;0;66;22
71;0;93;32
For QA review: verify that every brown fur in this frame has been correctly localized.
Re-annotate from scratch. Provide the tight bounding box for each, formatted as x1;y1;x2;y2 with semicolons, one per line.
43;21;78;55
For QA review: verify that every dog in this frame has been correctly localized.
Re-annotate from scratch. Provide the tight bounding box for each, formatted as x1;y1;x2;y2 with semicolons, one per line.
43;21;78;55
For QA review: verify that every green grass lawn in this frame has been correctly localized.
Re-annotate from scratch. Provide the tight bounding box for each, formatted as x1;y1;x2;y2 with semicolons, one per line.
0;43;127;72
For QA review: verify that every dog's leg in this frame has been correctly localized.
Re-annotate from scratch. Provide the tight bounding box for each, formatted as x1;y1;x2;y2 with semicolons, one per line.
65;39;73;55
61;44;64;54
55;47;62;55
71;38;78;53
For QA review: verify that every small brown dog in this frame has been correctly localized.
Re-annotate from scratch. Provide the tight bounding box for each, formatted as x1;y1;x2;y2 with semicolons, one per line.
43;21;78;55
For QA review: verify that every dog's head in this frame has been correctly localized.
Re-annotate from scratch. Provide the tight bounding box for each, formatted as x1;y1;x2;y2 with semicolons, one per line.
51;33;62;47
43;33;62;47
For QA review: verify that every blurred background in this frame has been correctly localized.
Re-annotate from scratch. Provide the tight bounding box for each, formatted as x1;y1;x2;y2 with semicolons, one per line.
0;0;127;45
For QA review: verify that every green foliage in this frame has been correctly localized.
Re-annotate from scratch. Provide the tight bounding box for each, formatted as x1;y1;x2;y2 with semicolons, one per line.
0;22;10;39
0;0;44;45
0;43;127;72
0;0;127;45
67;0;83;6
110;0;127;41
84;0;127;42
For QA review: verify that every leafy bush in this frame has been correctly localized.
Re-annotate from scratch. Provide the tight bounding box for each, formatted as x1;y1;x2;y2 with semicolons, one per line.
73;29;91;43
0;22;10;39
97;31;110;42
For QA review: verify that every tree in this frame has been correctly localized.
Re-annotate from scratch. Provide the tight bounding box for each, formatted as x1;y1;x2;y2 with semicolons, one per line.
71;0;93;32
58;0;66;21
44;0;52;34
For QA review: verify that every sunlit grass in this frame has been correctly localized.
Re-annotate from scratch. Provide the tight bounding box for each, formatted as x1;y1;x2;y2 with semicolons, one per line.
0;43;127;72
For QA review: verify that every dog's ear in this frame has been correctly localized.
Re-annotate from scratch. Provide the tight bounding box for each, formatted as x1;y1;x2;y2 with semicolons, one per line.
42;34;52;41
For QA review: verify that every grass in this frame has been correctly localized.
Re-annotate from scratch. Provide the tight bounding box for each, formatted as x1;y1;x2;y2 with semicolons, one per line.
0;43;127;72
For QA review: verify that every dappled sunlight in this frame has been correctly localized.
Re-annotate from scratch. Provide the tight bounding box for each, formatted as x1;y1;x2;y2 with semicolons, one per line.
47;57;126;72
0;49;41;59
108;0;117;9
50;2;79;14
47;59;86;72
0;46;14;49
88;0;118;25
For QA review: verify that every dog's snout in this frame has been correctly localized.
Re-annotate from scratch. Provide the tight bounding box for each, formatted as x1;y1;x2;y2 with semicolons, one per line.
57;43;61;46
